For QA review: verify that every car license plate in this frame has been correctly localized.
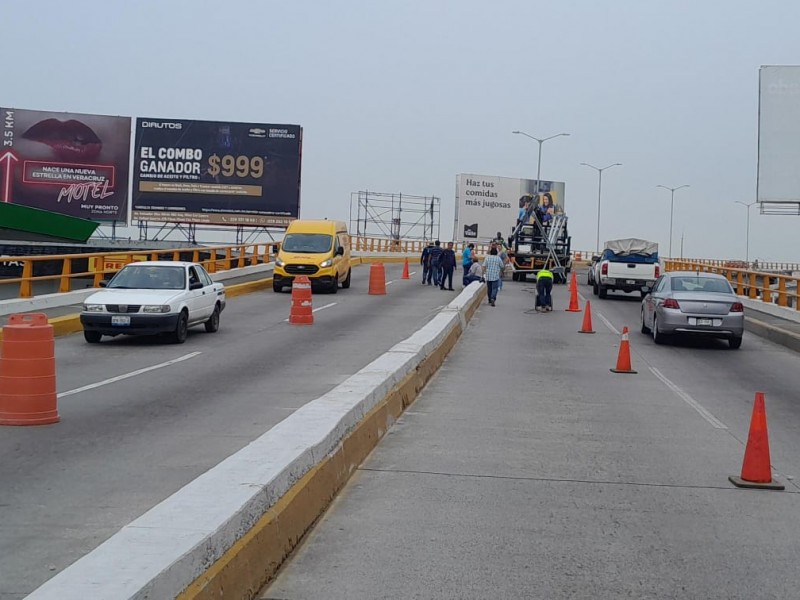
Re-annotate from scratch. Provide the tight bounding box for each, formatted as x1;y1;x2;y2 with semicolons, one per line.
697;318;712;326
626;280;636;284
111;316;131;326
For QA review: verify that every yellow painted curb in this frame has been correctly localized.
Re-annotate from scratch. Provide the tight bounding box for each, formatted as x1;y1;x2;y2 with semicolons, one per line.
50;314;84;338
176;286;486;600
0;313;83;343
224;277;274;299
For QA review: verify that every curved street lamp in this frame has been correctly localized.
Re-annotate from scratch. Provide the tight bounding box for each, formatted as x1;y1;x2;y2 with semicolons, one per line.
512;131;570;195
656;184;690;257
735;200;758;264
581;162;622;254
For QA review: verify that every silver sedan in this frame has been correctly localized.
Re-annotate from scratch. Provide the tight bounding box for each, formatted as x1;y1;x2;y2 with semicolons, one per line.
640;271;744;349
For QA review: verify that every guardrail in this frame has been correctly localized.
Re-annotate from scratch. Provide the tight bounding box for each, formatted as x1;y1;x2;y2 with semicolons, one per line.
0;244;281;298
0;232;701;299
665;259;800;310
0;236;420;299
677;257;800;273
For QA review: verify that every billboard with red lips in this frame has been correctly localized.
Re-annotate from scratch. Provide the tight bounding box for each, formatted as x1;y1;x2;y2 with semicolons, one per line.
0;108;131;222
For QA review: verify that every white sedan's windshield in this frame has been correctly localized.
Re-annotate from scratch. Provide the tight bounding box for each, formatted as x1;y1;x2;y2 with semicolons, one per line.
108;266;186;290
282;234;333;253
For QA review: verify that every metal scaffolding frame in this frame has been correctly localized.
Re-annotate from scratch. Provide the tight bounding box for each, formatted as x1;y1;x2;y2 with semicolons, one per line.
136;221;280;245
349;191;440;242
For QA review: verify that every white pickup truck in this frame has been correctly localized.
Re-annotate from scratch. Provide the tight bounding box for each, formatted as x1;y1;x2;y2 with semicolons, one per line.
593;238;660;299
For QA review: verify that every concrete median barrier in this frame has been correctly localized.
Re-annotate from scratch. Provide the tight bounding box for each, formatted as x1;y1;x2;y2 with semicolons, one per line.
26;281;486;600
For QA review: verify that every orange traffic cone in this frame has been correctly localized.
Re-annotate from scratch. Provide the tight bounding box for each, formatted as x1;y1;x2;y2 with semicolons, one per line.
289;275;313;325
579;301;595;334
610;326;637;374
729;392;784;490
565;272;580;312
0;313;59;426
369;263;387;295
402;257;410;280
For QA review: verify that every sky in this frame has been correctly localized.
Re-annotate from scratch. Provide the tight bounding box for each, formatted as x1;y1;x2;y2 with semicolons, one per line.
2;0;800;261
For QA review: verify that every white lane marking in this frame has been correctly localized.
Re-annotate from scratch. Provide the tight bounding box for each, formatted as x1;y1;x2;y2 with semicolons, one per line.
386;280;394;286
579;291;621;334
410;271;417;276
596;312;620;335
283;302;338;322
649;366;728;429
58;352;202;399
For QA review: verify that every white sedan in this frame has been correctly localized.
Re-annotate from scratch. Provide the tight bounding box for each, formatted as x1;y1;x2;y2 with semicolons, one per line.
80;261;226;344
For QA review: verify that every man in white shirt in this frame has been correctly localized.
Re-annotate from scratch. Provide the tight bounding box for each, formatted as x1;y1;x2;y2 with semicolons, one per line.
463;257;483;286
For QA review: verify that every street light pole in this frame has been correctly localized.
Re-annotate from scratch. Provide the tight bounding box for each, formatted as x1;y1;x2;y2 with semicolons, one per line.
512;131;570;195
656;184;690;257
735;201;757;263
581;162;622;254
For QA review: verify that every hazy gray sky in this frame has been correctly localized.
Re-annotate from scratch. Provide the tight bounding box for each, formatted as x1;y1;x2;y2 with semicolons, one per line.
3;1;800;260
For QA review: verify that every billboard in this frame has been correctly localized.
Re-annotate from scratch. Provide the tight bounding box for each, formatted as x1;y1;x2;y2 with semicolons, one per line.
758;66;800;208
132;118;302;226
0;108;131;221
454;174;565;242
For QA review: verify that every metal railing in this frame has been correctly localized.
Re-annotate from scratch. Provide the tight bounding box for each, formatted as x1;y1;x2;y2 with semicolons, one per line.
0;235;421;299
665;259;800;310
0;244;281;299
677;257;800;273
5;233;793;301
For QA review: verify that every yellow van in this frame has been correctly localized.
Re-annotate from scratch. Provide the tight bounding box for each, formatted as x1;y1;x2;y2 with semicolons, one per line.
273;220;352;293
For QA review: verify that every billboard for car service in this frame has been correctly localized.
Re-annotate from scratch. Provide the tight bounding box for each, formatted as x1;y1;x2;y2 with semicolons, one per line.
0;108;131;221
132;118;302;227
454;174;566;242
758;66;800;210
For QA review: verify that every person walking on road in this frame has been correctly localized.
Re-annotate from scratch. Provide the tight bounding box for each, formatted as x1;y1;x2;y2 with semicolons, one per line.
420;241;434;285
482;247;504;306
427;240;443;286
461;243;474;286
489;241;509;294
535;268;554;312
439;242;457;291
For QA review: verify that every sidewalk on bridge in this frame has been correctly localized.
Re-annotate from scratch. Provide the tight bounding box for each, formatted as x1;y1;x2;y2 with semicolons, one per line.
263;281;800;599
743;301;800;353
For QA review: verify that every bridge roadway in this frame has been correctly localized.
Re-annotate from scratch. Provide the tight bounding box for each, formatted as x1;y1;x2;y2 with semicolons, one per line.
263;273;800;599
0;262;452;600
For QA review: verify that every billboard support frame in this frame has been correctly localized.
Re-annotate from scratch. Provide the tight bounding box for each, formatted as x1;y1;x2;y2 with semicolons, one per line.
349;191;440;242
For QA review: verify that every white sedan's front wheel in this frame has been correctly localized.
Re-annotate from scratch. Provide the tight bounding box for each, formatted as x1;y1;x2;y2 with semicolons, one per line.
172;311;189;344
84;330;102;344
205;305;220;333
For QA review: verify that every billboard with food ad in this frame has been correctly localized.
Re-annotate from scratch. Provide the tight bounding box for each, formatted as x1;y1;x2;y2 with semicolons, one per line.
132;118;302;227
454;174;565;242
0;108;131;222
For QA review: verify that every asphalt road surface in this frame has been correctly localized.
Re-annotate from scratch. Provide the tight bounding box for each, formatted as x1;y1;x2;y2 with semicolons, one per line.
0;263;458;599
265;271;800;600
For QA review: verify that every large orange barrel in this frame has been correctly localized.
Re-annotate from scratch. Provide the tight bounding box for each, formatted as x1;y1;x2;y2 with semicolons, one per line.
0;313;59;426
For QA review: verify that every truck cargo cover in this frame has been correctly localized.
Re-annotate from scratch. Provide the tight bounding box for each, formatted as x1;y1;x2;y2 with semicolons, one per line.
603;238;658;256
